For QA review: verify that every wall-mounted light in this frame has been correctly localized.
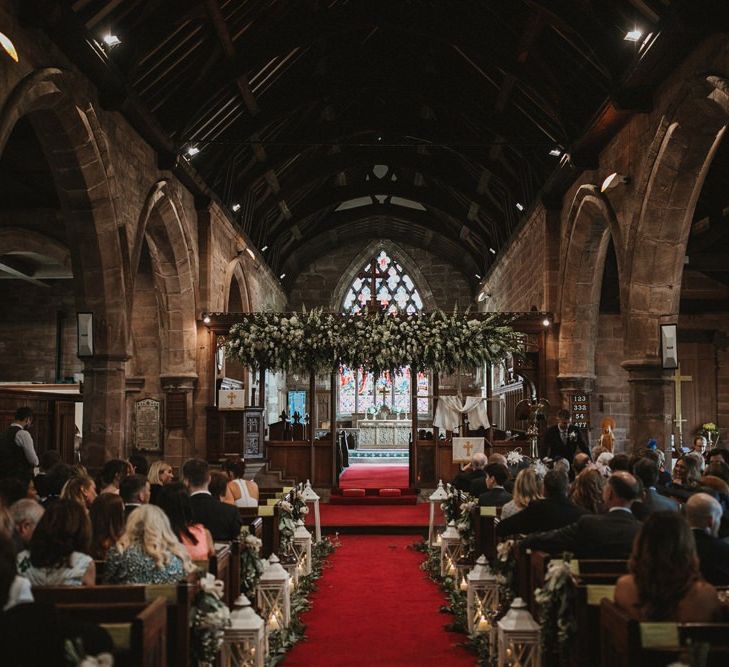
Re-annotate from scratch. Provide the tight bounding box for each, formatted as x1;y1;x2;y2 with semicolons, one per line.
202;314;211;324
474;273;481;280
0;32;18;62
515;202;525;211
489;247;496;255
102;34;122;48
186;145;200;157
232;203;241;212
601;173;630;193
261;246;268;252
542;317;551;327
279;273;286;280
549;147;562;157
624;28;642;42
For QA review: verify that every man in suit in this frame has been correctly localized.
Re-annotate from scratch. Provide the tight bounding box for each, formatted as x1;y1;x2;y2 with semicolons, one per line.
477;463;512;507
497;470;587;537
685;492;729;585
183;458;242;541
631;457;678;520
520;471;641;559
119;474;151;519
470;453;514;496
453;452;487;493
543;409;590;463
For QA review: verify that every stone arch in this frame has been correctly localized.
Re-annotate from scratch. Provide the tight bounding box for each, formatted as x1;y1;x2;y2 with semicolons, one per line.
0;228;71;268
223;260;252;312
624;74;729;362
330;239;437;312
130;181;198;377
558;185;625;380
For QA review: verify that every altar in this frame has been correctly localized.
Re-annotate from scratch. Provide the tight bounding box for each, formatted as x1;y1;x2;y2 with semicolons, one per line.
357;419;410;450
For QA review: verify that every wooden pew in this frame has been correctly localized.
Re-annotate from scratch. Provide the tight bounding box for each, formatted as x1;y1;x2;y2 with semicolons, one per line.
472;506;502;562
601;598;729;667
54;597;167;667
33;581;196;667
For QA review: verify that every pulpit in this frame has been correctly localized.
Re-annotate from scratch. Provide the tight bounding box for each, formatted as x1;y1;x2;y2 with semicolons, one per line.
206;406;265;462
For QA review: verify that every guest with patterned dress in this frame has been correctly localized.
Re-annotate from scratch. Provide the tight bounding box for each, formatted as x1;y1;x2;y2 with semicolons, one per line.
16;499;95;586
103;504;194;584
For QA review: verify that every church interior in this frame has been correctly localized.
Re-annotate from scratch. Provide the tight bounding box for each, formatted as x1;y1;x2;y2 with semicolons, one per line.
2;1;729;665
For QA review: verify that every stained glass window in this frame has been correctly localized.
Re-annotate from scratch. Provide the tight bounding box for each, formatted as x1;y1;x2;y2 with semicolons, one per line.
337;249;430;417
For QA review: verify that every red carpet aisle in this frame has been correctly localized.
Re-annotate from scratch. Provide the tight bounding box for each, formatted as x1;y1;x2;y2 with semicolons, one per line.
305;503;430;527
339;464;410;488
282;535;474;667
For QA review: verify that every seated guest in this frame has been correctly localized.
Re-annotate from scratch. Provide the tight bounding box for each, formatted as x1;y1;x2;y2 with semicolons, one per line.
128;453;149;476
477;463;512;507
698;475;729;500
209;471;229;502
158;483;214;560
692;434;709;459
553;458;570;478
641;447;672;487
103;505;193;584
707;447;729;466
0;477;36;507
183;459;242;541
60;475;97;511
471;454;512;496
609;453;631;472
521;472;641;559
570;468;606;514
147;460;175;504
10;499;44;550
17;499;95;586
573;453;590;476
666;455;702;501
88;493;125;561
33;450;61;500
614;512;720;622
705;460;729;484
225;459;259;508
500;468;542;519
452;452;487;493
631;458;678;519
685;492;729;585
97;459;132;495
41;463;76;508
498;470;587;537
0;533;32;611
685;451;706;475
120;474;151;519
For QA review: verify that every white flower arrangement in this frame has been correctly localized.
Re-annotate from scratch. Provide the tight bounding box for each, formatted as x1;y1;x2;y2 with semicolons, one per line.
506;450;524;465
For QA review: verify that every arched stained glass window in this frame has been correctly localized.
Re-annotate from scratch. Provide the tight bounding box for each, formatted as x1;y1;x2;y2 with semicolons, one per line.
338;248;429;418
342;250;424;315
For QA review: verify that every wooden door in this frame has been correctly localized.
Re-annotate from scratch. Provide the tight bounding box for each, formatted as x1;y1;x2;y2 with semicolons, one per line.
679;342;717;440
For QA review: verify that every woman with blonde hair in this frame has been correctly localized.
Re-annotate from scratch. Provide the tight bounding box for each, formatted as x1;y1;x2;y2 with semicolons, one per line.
103;504;194;584
500;468;542;519
60;475;97;510
147;460;175;504
570;468;606;514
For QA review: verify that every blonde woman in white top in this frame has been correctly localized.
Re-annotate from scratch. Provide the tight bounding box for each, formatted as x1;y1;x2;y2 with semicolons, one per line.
224;459;259;508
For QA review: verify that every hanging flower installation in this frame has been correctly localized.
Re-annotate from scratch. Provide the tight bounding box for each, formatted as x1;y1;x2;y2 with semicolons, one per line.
225;310;519;374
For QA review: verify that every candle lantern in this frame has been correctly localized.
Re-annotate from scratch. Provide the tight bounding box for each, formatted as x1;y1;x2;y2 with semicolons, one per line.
257;554;291;632
301;480;321;542
497;597;541;667
279;551;299;591
221;594;265;667
428;480;449;548
455;557;473;593
439;521;462;577
466;555;501;634
293;520;313;576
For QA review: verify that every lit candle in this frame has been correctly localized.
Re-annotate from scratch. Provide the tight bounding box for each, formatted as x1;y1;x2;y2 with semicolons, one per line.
268;614;280;631
435;534;442;545
477;616;490;633
459;578;468;591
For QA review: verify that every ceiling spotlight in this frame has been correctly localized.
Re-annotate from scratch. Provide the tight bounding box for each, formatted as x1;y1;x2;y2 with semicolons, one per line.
231;203;241;212
624;28;642;42
261;245;268;252
489;247;496;255
202;314;211;324
186;145;200;157
542;317;550;327
474;273;482;280
246;248;255;259
549;147;562;157
515;202;525;212
279;273;286;280
601;172;630;192
377;136;383;142
0;32;18;62
102;34;122;48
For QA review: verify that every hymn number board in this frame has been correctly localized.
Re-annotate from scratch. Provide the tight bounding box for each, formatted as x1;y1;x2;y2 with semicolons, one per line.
570;393;591;429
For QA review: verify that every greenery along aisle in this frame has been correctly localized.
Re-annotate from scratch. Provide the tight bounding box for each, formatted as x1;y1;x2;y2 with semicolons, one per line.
225;310;520;374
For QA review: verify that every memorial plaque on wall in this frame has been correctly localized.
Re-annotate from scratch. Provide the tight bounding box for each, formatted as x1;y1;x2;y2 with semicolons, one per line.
134;398;161;451
570;393;591;430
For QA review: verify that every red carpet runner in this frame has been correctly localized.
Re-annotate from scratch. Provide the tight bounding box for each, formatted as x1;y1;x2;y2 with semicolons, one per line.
282;535;474;667
305;503;430;527
339;464;410;489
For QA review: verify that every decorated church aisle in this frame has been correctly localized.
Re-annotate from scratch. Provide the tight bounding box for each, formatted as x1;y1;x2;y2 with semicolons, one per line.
282;534;475;667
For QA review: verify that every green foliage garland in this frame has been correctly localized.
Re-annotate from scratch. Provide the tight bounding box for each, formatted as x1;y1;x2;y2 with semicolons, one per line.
240;534;265;599
226;310;520;374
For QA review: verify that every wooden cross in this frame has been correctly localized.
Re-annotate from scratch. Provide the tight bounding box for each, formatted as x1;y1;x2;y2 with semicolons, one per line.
672;364;692;449
463;440;474;457
354;256;389;312
226;391;237;407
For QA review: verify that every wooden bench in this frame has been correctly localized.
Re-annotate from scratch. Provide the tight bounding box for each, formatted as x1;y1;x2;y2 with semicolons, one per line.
472;506;502;562
33;581;196;667
601;598;729;667
54;597;167;667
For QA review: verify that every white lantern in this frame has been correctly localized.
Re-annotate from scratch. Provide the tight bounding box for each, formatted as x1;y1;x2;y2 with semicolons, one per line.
279;552;299;591
439;521;462;577
293;520;313;576
428;480;449;548
301;480;321;542
257;554;291;631
222;594;265;667
466;555;501;634
497;597;541;667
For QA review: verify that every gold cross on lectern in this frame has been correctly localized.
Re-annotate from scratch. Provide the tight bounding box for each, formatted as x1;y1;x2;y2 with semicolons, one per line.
463;440;473;457
672;364;692;449
227;391;237;407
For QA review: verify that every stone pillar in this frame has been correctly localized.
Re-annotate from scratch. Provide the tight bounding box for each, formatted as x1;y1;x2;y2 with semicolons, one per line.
621;359;673;456
161;373;198;467
82;355;128;466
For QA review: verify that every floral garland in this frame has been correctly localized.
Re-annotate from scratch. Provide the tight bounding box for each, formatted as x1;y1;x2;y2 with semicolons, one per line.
455;495;478;558
533;555;578;665
493;539;518;604
240;533;266;599
64;639;113;667
191;573;231;666
225;310;520;374
441;484;462;524
278;500;296;554
292;486;309;522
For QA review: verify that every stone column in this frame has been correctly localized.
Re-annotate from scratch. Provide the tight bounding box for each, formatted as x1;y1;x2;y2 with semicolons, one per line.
82;355;128;466
621;359;673;456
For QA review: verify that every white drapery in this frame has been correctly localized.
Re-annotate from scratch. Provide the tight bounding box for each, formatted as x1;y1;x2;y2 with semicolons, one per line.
433;396;490;431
